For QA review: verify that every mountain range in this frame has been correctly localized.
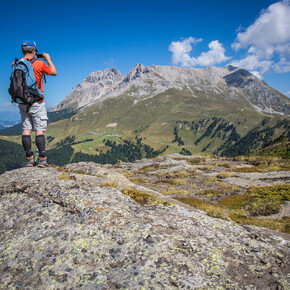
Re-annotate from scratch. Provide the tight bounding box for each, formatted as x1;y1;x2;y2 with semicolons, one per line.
0;64;289;171
54;64;289;116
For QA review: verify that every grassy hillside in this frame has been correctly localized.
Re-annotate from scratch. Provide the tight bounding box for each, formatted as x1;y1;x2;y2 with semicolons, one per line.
45;90;289;154
1;89;289;171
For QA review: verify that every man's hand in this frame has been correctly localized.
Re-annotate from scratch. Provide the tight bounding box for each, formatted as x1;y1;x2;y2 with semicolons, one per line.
43;52;57;76
43;53;51;62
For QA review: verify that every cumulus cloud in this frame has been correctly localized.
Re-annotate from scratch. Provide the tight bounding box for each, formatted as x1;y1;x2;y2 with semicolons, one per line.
250;71;263;80
232;0;290;74
169;37;230;67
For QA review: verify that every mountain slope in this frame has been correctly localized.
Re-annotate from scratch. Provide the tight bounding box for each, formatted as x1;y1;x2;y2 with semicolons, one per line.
1;64;289;166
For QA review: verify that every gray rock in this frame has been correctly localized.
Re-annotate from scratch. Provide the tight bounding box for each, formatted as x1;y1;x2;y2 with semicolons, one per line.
0;163;289;289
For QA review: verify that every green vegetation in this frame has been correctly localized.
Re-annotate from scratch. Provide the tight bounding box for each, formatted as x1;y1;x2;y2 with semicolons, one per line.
47;145;74;166
218;184;290;216
155;179;187;186
232;156;290;172
245;184;290;216
229;212;289;234
172;117;289;157
121;187;155;205
58;172;76;180
174;197;230;220
176;184;290;234
221;119;290;157
0;139;25;174
198;189;224;197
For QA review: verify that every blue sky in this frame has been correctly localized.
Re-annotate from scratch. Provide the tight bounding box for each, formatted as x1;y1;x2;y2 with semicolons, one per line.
0;0;289;120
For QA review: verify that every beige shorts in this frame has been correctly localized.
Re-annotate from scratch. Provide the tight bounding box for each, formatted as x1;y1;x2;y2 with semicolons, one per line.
19;102;48;131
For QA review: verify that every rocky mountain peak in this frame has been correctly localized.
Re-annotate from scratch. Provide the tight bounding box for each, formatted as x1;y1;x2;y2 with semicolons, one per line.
84;68;124;84
124;63;148;82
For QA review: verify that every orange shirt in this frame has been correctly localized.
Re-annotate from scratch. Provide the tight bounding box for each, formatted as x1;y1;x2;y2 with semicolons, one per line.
12;58;52;92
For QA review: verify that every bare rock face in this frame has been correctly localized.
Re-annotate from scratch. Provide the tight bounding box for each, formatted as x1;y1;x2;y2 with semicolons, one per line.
0;163;289;289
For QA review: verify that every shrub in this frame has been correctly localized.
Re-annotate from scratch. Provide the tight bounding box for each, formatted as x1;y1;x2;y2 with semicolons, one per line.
246;184;290;201
243;184;290;216
218;194;249;210
244;198;282;216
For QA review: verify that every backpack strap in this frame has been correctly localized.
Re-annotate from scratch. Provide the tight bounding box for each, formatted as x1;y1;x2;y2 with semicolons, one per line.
16;60;37;88
15;59;30;72
12;58;19;68
29;58;46;89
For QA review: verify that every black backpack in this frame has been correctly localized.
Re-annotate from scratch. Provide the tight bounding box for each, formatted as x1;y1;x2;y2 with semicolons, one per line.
9;58;44;106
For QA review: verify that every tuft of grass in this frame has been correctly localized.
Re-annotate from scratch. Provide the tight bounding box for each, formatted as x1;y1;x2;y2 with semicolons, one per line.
198;189;224;197
173;190;189;195
168;170;190;179
230;212;290;234
138;165;158;174
121;187;155;205
155;179;187;186
101;181;120;189
198;165;214;171
187;157;206;165
232;158;290;173
221;163;232;168
128;177;148;184
204;176;219;183
218;194;249;210
58;173;76;180
174;197;230;220
158;169;195;179
217;182;241;192
216;172;235;179
121;187;174;206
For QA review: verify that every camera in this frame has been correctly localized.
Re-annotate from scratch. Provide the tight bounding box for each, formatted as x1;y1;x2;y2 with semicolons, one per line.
36;53;43;58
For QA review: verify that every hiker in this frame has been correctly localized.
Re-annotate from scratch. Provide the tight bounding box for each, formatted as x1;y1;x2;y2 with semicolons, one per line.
10;40;57;167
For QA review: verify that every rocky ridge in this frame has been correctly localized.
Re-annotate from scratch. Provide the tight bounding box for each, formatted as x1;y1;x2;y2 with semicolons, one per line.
0;154;289;289
54;64;289;115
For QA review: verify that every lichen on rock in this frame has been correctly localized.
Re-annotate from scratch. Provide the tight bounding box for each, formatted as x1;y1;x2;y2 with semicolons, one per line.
0;160;289;289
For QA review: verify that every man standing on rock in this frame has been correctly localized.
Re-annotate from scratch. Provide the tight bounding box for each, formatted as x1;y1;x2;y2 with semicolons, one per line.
12;40;57;167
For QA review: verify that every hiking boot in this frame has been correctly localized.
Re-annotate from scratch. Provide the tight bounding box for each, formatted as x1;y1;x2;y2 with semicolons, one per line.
26;155;36;167
37;156;48;168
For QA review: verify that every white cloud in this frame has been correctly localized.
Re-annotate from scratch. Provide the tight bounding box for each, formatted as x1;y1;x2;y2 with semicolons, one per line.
169;37;202;67
232;1;290;75
169;37;230;67
230;53;273;74
250;71;263;80
286;91;290;96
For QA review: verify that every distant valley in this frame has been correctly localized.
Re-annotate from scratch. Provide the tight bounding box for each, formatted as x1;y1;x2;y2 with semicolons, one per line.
0;64;289;172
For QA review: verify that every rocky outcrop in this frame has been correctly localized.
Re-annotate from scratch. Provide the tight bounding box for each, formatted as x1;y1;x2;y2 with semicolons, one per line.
0;158;289;289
